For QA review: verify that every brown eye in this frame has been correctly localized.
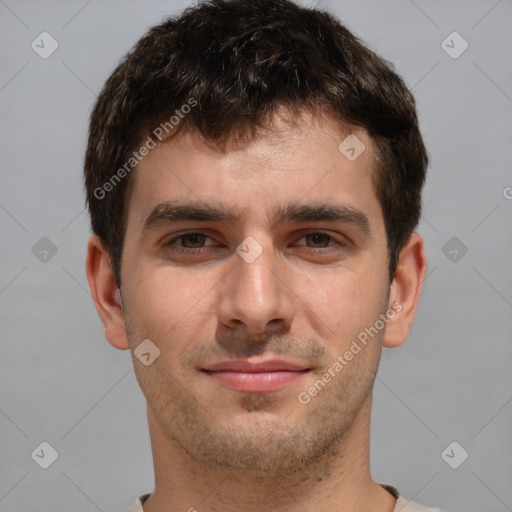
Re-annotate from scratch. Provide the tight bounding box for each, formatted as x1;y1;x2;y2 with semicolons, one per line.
177;233;207;248
305;233;332;248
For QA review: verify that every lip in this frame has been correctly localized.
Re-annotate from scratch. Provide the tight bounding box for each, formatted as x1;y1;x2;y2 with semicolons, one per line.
204;359;307;372
202;359;310;393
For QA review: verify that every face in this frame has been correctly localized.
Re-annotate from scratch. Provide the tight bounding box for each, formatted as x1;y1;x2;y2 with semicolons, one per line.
118;110;393;474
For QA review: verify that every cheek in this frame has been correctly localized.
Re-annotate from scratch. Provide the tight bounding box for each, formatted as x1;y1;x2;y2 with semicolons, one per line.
295;267;388;344
125;267;215;350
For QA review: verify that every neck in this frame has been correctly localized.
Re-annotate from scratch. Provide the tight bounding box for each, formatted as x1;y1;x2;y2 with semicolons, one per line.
141;395;396;512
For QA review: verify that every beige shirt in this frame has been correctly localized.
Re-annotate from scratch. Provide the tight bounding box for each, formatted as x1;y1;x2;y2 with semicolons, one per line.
124;485;445;511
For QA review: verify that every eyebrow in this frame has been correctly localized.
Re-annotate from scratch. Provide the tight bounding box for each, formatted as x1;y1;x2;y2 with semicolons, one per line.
142;200;371;237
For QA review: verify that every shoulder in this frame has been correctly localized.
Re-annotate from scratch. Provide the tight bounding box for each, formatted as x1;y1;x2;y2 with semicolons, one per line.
394;495;445;512
124;490;447;512
123;493;151;512
382;484;445;512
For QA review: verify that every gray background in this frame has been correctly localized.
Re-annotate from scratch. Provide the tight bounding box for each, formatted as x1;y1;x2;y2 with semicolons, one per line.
0;0;511;511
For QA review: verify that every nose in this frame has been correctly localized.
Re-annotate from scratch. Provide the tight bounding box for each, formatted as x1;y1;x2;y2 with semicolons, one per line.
216;240;295;343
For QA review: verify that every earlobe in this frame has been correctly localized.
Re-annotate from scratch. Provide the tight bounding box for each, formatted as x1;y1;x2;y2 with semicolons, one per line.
85;235;130;350
382;232;427;349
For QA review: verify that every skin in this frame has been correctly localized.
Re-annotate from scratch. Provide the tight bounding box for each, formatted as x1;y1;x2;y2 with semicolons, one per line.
86;109;427;512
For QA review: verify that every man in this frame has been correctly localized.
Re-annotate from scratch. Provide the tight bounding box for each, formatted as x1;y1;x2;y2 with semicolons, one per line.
84;0;441;510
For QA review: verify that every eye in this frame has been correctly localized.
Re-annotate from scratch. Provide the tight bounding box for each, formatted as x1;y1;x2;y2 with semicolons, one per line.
294;231;344;250
302;232;333;248
165;232;215;252
162;230;346;256
176;233;207;248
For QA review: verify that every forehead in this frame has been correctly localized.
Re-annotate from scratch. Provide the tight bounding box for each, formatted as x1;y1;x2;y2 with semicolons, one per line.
125;110;383;232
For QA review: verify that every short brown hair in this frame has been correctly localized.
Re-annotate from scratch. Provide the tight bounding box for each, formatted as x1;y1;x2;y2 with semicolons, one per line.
84;0;428;286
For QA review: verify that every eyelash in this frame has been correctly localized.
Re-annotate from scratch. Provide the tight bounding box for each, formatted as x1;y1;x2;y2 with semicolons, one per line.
164;231;344;254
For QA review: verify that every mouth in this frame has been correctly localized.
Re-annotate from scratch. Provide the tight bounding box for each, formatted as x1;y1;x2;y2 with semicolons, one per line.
201;359;311;393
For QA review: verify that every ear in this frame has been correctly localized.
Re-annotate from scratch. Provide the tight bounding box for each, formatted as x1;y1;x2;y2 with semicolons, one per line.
382;232;427;348
85;235;130;350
